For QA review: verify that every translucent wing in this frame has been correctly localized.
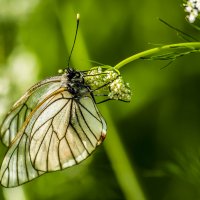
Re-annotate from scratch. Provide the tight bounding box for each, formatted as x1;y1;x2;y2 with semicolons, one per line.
29;91;106;171
0;131;44;187
0;89;106;187
0;76;62;147
0;88;63;187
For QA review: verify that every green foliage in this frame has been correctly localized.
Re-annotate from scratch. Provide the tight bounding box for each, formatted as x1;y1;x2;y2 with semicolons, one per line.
0;0;200;200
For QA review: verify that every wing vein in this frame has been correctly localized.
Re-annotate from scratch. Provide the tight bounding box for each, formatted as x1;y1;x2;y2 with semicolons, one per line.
32;121;52;168
74;105;94;148
64;100;77;163
76;103;98;140
46;128;54;171
77;99;101;122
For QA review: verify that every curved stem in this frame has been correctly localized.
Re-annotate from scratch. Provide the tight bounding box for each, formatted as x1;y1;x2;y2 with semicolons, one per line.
114;42;200;70
103;107;147;200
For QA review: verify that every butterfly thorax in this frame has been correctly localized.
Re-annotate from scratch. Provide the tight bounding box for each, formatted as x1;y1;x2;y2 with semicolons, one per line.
61;68;90;98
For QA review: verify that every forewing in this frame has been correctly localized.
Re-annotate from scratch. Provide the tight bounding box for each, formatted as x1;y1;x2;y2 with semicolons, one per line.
29;92;107;172
0;76;62;147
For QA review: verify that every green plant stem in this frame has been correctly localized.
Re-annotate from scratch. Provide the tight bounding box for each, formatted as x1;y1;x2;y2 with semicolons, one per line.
114;42;200;69
102;107;146;200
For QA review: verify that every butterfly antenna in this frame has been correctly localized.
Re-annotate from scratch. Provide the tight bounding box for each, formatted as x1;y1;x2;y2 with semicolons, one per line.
67;13;80;67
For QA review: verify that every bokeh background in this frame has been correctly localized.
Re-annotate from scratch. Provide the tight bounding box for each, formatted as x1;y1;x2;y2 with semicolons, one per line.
0;0;200;200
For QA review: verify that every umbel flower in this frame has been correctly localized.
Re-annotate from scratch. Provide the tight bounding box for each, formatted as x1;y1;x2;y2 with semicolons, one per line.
184;0;200;23
85;66;132;102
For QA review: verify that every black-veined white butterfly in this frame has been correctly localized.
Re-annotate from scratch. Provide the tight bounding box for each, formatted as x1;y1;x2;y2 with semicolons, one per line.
0;14;131;188
0;67;108;187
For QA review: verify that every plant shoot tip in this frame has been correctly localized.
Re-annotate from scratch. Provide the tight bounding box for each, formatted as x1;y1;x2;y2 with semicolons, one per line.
77;13;80;20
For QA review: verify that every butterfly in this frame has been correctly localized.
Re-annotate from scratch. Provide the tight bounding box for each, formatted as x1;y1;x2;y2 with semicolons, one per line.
0;67;107;187
0;13;131;188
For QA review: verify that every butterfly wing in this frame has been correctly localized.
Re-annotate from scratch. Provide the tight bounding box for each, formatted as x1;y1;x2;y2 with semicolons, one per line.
0;76;62;147
29;91;106;171
0;89;106;187
0;87;62;187
0;131;45;187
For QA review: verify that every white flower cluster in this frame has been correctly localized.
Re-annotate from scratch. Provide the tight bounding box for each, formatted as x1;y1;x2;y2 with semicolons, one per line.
85;67;131;101
184;0;200;23
108;77;131;101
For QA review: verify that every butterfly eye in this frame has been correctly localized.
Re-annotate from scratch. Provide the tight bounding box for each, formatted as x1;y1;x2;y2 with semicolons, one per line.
75;72;81;78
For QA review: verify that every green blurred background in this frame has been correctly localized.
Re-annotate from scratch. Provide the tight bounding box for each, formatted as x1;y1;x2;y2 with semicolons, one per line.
1;0;200;200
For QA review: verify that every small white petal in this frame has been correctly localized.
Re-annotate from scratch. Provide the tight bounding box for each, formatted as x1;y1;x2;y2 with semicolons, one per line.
185;6;193;12
188;14;196;23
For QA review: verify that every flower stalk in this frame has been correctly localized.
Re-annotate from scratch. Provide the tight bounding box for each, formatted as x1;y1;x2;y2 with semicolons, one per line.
114;42;200;70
